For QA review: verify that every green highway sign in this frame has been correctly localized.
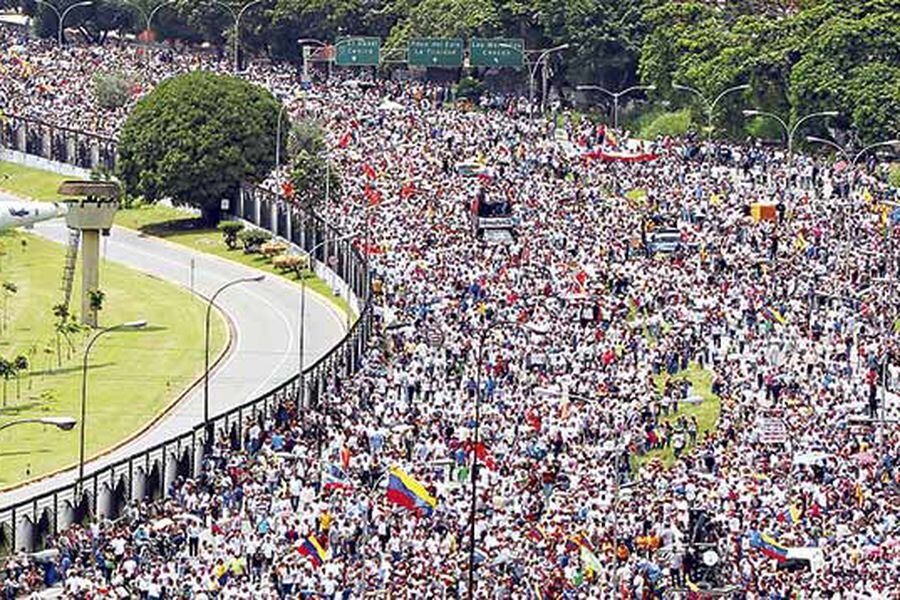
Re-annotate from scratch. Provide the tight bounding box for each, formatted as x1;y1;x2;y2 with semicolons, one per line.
470;38;524;68
408;38;464;68
335;37;381;67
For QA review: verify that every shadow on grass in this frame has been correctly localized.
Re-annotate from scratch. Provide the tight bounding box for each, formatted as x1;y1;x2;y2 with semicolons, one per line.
138;218;213;238
0;448;54;458
0;399;54;415
120;325;168;334
30;361;115;378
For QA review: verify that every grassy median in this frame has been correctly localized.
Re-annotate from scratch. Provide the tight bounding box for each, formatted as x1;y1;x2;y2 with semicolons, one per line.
0;230;227;488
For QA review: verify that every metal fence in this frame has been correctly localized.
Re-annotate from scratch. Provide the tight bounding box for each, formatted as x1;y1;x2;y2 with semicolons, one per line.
0;113;118;173
0;174;372;551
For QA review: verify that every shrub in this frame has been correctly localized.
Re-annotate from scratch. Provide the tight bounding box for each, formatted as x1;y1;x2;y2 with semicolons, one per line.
272;253;308;277
455;77;485;102
890;164;900;189
238;229;272;253
745;116;784;142
218;221;245;250
261;241;289;257
93;71;132;110
639;109;692;139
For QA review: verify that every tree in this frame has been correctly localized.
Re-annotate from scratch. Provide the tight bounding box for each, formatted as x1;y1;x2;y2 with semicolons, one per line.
0;357;11;406
12;355;27;400
93;71;133;110
1;281;17;335
218;221;245;249
51;303;81;367
117;72;280;224
88;289;105;326
639;0;900;142
288;150;341;210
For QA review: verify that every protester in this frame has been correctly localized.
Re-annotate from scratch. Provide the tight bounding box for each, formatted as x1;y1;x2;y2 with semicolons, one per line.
1;24;898;599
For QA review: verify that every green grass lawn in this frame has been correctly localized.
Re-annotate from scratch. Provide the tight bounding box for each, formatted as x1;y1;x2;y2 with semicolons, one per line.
636;365;721;468
0;161;67;202
0;230;227;488
625;188;648;201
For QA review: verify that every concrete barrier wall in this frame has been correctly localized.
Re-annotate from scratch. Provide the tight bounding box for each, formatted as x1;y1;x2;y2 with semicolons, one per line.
0;148;93;179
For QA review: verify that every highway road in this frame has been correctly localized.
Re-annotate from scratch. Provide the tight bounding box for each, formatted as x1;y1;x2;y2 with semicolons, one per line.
0;214;347;507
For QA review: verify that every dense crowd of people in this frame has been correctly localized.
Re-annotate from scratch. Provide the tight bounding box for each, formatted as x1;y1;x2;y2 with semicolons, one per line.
2;23;899;600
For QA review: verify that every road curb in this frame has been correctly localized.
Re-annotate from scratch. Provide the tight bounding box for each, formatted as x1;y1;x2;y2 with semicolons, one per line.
122;222;351;335
0;267;235;495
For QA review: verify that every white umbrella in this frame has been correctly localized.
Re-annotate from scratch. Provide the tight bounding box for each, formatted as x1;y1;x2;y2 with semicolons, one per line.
378;99;404;111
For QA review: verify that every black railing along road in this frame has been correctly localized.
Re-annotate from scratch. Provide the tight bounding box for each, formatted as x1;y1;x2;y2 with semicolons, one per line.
0;113;119;173
0;129;373;553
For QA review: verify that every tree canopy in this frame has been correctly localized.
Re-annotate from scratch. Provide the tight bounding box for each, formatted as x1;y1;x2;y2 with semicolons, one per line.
116;71;282;222
639;0;900;143
17;0;900;143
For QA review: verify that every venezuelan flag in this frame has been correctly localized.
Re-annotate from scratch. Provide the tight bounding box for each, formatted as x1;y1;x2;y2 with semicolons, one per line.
298;534;328;567
387;466;438;516
760;305;787;325
784;504;802;525
749;530;788;562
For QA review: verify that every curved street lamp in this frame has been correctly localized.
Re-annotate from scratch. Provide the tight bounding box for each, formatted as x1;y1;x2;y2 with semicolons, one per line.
203;275;265;427
467;319;534;599
0;416;76;433
673;82;750;139
211;0;263;73
743;109;838;163
806;136;900;170
497;43;570;118
35;0;93;46
79;320;147;489
124;0;176;49
577;83;656;130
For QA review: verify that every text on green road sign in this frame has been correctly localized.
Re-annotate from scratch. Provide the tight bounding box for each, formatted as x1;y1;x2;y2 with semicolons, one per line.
408;38;464;68
335;37;381;67
470;38;524;68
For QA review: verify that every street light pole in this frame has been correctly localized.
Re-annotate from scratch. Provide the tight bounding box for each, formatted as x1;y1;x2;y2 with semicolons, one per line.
673;83;750;139
807;137;900;170
212;0;261;73
530;44;569;118
78;320;147;491
36;0;93;46
494;43;569;119
204;275;265;429
468;320;525;600
577;84;656;131
234;0;261;73
275;98;299;176
743;109;838;163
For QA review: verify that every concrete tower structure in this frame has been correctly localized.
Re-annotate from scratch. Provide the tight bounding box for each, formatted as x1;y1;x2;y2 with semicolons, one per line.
58;181;120;328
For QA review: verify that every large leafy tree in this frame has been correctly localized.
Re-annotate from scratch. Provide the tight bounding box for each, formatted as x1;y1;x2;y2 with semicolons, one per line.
116;71;281;223
638;0;900;143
